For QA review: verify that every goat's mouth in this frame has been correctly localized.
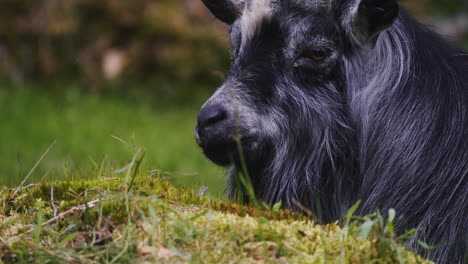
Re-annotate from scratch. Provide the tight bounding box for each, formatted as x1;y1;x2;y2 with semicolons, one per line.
198;141;237;166
195;126;260;167
195;124;234;166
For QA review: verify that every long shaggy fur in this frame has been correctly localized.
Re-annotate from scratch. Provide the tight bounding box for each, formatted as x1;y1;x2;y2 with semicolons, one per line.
346;12;468;263
197;0;468;263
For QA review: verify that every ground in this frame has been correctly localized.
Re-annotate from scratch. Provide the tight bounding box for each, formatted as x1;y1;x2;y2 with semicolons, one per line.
0;159;432;263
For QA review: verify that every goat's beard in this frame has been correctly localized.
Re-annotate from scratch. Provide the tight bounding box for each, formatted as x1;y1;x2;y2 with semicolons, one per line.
199;140;236;166
201;133;272;169
226;139;275;201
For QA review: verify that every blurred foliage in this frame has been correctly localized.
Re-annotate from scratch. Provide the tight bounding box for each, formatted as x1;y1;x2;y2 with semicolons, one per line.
404;0;467;48
404;0;467;15
424;0;467;15
0;0;230;93
0;0;465;94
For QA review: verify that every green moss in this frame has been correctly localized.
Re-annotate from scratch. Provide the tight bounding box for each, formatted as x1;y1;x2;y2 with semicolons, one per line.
0;175;432;263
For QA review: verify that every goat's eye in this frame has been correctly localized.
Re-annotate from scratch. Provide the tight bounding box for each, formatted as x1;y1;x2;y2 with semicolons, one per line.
305;49;328;61
293;47;333;69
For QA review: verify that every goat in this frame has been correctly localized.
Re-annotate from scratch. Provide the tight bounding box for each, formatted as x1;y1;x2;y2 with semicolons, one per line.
195;0;468;262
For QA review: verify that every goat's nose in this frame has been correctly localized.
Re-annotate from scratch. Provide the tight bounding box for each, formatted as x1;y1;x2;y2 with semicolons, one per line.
197;104;227;129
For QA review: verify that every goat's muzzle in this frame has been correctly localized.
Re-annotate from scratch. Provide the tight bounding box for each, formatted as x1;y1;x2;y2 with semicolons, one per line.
195;104;235;166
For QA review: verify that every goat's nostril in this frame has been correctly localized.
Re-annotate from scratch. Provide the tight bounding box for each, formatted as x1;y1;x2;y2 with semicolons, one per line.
205;108;226;125
205;112;225;126
197;105;227;128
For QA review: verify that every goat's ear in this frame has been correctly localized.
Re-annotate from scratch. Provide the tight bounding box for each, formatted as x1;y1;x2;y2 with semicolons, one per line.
201;0;244;25
344;0;399;45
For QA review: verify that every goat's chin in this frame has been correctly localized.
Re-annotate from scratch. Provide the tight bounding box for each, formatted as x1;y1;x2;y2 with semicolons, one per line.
200;141;236;166
199;135;267;168
230;139;273;173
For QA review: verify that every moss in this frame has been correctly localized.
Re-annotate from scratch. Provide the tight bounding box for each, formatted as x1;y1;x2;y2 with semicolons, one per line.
210;200;310;222
0;175;432;263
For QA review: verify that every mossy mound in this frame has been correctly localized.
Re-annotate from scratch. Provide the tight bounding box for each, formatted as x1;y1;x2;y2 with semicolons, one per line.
0;175;431;263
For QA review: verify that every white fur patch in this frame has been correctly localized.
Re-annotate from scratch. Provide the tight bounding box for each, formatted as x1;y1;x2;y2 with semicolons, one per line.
341;0;363;44
240;0;273;49
314;0;336;10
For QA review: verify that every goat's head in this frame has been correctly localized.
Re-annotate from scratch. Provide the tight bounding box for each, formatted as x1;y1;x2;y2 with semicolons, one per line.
195;0;399;174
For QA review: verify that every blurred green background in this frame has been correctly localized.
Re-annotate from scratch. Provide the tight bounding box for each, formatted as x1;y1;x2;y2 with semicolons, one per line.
0;0;467;198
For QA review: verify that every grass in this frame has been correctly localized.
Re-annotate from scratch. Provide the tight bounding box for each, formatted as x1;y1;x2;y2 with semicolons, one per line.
0;83;224;197
0;156;432;263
